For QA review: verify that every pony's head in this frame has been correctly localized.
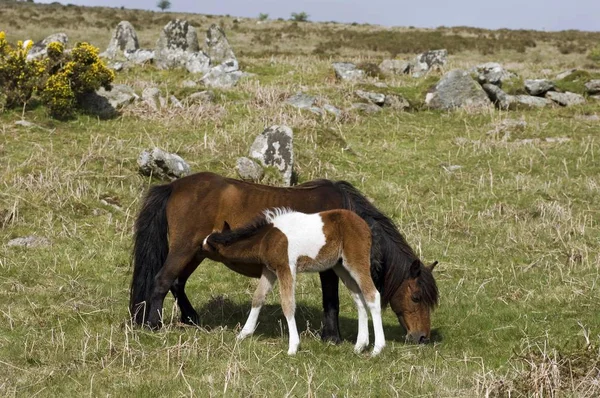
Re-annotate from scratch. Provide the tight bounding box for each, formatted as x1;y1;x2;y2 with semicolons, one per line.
389;260;438;344
202;217;270;262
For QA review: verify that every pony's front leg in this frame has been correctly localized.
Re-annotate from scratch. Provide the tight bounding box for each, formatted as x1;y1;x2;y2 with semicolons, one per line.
276;266;299;355
238;268;277;340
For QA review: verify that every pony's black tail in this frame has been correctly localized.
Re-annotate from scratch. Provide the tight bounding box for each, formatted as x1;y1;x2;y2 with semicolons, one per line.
334;181;416;305
130;183;173;325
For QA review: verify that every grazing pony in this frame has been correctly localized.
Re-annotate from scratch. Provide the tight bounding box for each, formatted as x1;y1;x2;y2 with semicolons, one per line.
130;172;438;344
203;208;386;356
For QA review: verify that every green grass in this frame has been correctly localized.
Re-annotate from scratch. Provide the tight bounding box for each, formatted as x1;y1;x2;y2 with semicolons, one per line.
2;2;600;396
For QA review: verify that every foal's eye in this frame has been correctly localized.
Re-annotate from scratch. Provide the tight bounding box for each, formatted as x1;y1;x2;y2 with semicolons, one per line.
411;294;421;303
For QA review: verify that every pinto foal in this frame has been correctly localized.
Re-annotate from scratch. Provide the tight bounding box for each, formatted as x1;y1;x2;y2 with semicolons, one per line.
202;208;385;356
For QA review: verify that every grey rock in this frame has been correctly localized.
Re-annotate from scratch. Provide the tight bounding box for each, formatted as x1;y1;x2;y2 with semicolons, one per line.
425;69;490;110
138;148;191;180
249;125;294;186
351;103;382;114
27;33;68;61
103;21;139;59
472;62;516;86
373;82;389;88
79;85;137;119
546;91;585;107
142;87;161;110
236;157;264;181
125;49;155;65
170;95;183;108
7;235;51;248
585;80;600;95
187;90;215;103
379;59;410;75
410;49;447;76
99;84;138;109
482;84;513;110
200;60;243;88
205;24;237;64
285;92;316;109
181;80;198;88
355;90;385;106
513;95;553;109
308;106;325;116
323;104;342;117
556;69;578;80
592;95;600;101
442;164;462;172
155;19;200;69
383;94;410;110
110;62;124;71
576;114;599;121
525;79;555;96
185;51;211;74
333;62;365;81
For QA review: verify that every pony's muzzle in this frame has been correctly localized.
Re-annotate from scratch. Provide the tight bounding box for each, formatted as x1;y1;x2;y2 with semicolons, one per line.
406;332;430;344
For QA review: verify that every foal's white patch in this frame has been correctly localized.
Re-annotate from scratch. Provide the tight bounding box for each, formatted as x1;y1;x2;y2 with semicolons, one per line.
265;208;326;274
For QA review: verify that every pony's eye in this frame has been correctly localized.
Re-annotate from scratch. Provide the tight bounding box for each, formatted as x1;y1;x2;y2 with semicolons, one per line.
411;295;421;303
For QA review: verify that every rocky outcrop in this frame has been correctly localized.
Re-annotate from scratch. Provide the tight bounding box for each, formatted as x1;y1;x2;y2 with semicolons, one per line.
155;19;201;70
236;157;264;181
138;148;191;180
249;125;294;186
472;62;516;86
410;49;447;77
205;24;237;64
200;59;243;88
379;59;410;76
426;69;490;110
102;21;139;59
333;62;365;81
525;79;555;96
585;80;600;95
27;33;68;61
546;91;585;107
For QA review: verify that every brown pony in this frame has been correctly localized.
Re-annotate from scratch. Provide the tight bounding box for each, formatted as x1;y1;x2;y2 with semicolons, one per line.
130;172;438;343
203;208;385;355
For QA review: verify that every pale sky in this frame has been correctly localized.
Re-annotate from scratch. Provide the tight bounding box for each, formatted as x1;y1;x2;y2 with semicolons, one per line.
35;0;599;31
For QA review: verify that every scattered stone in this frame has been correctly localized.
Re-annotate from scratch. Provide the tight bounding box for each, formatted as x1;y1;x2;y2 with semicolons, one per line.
425;69;490;110
185;51;211;74
525;79;555;96
170;95;183;108
99;84;138;109
472;62;516;86
308;107;325;116
187;90;215;104
546;91;585;107
441;164;462;172
585;80;600;95
513;95;554;109
79;85;137;119
383;94;410;110
110;62;124;72
592;95;600;101
7;235;51;248
138;148;191;180
544;137;571;143
205;24;237;64
576;114;599;122
351;103;382;114
200;59;243;88
155;19;200;70
285;92;316;109
125;49;155;65
332;62;364;81
373;82;389;88
323;104;342;117
487;119;527;139
142;87;161;110
379;59;410;75
181;80;198;88
27;33;68;61
102;21;139;59
14;120;53;132
482;84;513;110
236;157;265;181
249;125;294;186
355;90;385;106
556;69;577;80
410;49;447;77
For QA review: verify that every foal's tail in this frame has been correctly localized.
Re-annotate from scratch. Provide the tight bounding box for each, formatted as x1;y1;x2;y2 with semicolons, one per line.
130;183;173;325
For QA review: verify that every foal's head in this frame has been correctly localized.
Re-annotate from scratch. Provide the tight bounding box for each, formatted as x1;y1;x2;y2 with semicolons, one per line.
389;260;438;344
202;219;269;261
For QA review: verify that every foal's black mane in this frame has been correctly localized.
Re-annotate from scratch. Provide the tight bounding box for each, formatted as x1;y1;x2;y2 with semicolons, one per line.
207;214;270;246
334;181;439;308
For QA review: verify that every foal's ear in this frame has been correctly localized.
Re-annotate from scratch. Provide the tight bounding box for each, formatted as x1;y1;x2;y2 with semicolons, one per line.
222;221;231;232
410;259;422;278
428;261;439;272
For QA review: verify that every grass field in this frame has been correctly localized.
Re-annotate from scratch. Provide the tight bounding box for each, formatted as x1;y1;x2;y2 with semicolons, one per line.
1;1;600;396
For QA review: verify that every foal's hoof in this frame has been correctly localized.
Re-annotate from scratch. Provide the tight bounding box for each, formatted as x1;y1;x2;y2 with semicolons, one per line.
371;345;385;356
287;347;298;356
236;331;251;341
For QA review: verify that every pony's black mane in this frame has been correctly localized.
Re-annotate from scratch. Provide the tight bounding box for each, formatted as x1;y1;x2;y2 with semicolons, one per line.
207;214;270;246
335;181;439;308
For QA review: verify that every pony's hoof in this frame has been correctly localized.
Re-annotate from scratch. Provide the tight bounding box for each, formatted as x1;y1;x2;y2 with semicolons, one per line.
371;345;385;356
236;331;251;341
354;343;368;354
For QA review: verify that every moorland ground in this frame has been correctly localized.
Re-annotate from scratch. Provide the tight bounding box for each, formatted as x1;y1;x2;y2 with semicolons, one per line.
1;2;600;396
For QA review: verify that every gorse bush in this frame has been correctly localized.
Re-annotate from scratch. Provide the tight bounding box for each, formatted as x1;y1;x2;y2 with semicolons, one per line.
0;33;114;119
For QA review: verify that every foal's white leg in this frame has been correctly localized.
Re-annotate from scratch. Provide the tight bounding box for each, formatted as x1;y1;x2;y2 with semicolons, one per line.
365;291;385;356
238;269;277;340
276;264;299;355
334;265;369;353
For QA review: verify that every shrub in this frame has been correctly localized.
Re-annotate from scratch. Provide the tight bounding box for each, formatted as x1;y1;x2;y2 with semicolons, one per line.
588;46;600;63
0;33;114;119
290;12;309;22
258;13;269;21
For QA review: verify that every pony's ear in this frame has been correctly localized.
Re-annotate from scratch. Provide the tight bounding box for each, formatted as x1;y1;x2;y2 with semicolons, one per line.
428;261;439;272
203;235;216;252
222;221;231;232
410;259;421;278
